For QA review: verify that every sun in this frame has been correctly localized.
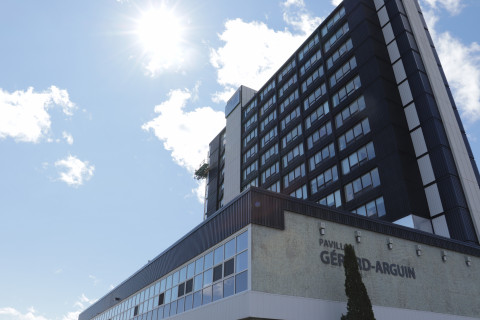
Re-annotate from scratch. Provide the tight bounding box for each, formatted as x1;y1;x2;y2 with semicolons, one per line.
135;6;184;59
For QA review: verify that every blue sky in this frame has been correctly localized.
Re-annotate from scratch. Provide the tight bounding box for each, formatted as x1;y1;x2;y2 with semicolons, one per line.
0;0;479;319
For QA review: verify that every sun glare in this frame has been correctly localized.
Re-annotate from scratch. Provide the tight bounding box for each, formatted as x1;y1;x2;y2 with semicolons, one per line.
136;6;184;58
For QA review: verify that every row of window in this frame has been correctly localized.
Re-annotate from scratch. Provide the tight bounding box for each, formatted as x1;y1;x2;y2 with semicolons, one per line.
260;95;276;116
345;168;381;202
341;142;375;175
242;13;351;123
281;106;301;130
329;56;357;87
301;65;325;93
261;110;277;132
261;162;280;184
279;74;298;98
92;231;249;320
311;165;339;194
321;6;346;37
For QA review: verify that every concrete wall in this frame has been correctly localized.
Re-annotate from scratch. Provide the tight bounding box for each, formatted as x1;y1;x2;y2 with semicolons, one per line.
251;211;480;318
223;100;242;204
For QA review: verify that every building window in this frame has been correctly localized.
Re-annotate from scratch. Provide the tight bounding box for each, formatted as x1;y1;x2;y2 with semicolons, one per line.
290;184;308;199
304;82;327;110
309;142;335;171
341;142;376;175
344;168;381;202
338;118;370;151
281;106;301;130
282;143;304;168
352;197;386;217
244;113;257;132
329;56;357;87
300;50;322;76
332;75;361;107
284;163;306;188
267;180;281;192
259;79;275;101
321;6;346;36
260;95;276;116
243;144;258;162
260;110;277;131
298;34;320;61
242;178;258;191
335;96;366;127
279;89;299;113
307;121;332;149
305;101;329;130
301;65;325;93
318;189;342;208
326;38;353;70
324;22;349;52
310;165;339;194
243;99;257;118
261;161;280;183
261;127;278;148
243;161;258;180
282;123;302;148
261;143;279;165
278;74;298;98
243;128;257;147
278;58;296;83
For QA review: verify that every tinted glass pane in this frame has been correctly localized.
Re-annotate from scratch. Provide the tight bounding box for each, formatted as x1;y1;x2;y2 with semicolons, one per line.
193;291;202;309
178;283;185;297
357;206;366;216
371;168;381;187
172;271;179;286
376;197;386;217
160;279;166;293
184;294;193;311
154;283;160;296
185;279;193;294
163;304;170;318
164;290;171;304
194;274;203;291
224;258;235;277
212;282;223;301
236;251;248;272
225;238;236;259
223;277;235;298
235;271;248;293
214;246;224;265
366;201;377;217
171;286;178;300
177;297;185;314
195;257;204;274
147;311;152;320
157;306;164;320
179;267;187;281
202;286;212;305
213;264;223;282
203;268;213;287
151;308;158;320
204;251;213;269
187;262;195;279
166;275;172;289
237;231;248;252
169;301;177;316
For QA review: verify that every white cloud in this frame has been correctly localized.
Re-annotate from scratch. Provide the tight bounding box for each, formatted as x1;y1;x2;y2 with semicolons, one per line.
331;0;342;6
0;86;76;143
55;155;95;187
421;2;480;122
142;87;226;172
65;294;97;320
0;307;49;320
423;0;464;14
282;0;322;34
62;131;74;145
209;2;321;103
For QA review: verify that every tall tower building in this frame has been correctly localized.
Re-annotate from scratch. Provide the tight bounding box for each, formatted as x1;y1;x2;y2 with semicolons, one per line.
79;2;480;320
205;0;480;244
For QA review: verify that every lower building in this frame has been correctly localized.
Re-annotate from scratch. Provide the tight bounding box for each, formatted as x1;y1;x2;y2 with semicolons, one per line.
79;188;480;320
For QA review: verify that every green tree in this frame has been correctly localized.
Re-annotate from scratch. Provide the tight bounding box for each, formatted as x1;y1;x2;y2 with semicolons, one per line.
341;244;375;320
